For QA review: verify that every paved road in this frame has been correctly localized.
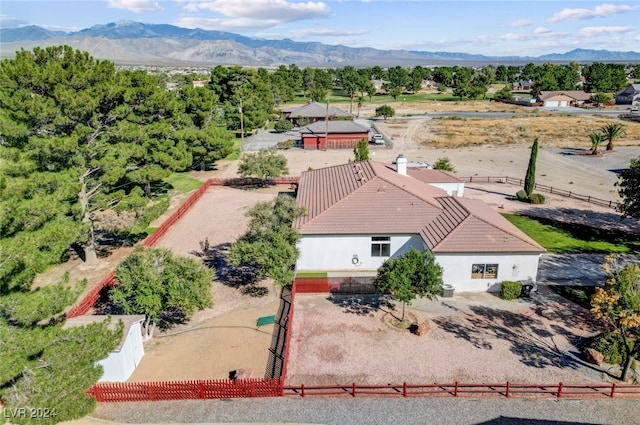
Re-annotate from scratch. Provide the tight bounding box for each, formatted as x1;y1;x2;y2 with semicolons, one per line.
92;397;640;425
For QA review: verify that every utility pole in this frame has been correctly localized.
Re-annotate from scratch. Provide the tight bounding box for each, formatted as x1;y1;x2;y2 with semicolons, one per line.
239;98;244;151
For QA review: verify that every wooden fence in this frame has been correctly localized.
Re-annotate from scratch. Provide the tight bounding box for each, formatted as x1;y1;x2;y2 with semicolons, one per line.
89;379;283;402
460;176;618;209
282;381;640;399
89;379;640;401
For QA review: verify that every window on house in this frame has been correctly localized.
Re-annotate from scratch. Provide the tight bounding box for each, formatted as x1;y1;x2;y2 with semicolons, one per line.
371;236;391;257
471;264;498;279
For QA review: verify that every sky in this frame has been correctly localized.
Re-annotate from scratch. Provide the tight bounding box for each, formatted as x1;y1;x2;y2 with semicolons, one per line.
2;0;640;57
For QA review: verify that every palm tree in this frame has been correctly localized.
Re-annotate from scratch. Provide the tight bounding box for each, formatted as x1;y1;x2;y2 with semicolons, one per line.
600;122;625;151
589;132;605;155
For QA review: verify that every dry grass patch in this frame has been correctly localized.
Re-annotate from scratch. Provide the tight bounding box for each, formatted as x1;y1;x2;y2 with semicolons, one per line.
423;115;640;148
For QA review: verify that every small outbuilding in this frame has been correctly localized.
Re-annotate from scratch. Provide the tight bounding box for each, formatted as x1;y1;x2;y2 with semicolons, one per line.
64;315;145;382
298;120;370;150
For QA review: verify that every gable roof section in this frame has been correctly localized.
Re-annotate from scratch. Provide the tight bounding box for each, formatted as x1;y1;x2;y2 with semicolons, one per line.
431;197;544;252
288;101;351;119
295;161;543;253
406;168;462;183
298;120;369;135
538;91;591;101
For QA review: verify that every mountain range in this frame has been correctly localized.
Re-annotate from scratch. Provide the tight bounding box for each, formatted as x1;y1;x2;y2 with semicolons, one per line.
2;20;640;67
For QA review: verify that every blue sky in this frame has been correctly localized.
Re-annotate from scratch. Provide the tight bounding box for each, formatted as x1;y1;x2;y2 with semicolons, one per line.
2;1;640;56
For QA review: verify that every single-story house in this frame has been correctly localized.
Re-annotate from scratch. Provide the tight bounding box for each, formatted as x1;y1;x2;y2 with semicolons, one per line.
64;315;145;382
536;91;591;107
293;155;544;293
615;84;640;105
282;101;352;126
512;80;534;91
298;120;370;150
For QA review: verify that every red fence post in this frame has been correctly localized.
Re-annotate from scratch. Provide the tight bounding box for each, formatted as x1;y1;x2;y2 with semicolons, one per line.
454;381;459;397
505;381;510;398
352;382;356;397
610;383;616;398
403;382;407;397
557;382;563;398
301;383;305;398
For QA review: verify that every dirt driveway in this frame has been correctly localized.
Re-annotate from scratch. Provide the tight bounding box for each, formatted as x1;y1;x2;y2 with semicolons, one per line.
285;288;607;386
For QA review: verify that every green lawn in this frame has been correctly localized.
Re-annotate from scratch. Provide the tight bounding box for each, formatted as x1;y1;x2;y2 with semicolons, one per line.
548;285;595;309
502;213;640;254
163;172;205;192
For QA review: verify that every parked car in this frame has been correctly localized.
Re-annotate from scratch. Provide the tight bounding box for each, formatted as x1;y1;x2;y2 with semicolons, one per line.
371;133;385;145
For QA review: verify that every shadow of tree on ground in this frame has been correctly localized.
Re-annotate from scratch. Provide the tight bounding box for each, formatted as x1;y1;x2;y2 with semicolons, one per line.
326;293;394;316
432;305;589;371
194;242;268;297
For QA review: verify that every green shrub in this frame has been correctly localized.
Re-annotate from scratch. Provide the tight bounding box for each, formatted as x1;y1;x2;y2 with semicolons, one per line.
276;139;296;150
433;157;455;172
516;190;528;202
273;120;293;133
529;193;546;204
500;280;522;300
587;330;635;366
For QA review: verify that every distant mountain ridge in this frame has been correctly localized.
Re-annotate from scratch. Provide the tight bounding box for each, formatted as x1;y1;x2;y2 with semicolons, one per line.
2;20;640;67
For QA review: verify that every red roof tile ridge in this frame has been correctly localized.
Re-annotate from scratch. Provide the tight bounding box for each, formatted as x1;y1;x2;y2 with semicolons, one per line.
456;197;544;251
368;161;445;208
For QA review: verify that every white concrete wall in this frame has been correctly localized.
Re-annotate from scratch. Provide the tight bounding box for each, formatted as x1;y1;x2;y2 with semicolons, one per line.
429;182;465;197
435;253;541;293
297;234;425;272
98;320;144;382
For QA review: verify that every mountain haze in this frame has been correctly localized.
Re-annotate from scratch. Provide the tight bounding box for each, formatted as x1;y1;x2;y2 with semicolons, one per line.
2;20;640;67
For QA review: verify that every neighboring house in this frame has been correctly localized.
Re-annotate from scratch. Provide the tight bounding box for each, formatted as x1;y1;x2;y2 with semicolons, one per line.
64;315;145;382
293;155;544;293
615;84;640;105
512;80;533;91
282;101;352;126
192;80;209;88
536;91;591;107
298;120;370;150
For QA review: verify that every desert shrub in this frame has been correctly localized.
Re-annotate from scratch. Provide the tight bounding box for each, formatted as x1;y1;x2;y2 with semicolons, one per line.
587;330;635;366
274;120;293;133
516;190;528;202
529;193;546;204
500;280;522;300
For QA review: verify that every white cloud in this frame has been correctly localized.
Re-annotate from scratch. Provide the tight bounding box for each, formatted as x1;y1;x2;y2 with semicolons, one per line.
106;0;164;13
578;26;636;37
533;27;551;34
548;3;640;23
507;19;531;28
176;0;330;22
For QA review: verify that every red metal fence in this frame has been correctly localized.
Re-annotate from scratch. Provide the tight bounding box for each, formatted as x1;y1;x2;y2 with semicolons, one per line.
460;176;617;209
89;379;283;402
282;381;640;399
67;272;117;318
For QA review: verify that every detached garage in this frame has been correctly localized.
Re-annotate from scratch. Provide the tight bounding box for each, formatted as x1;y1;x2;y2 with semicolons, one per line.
64;315;145;382
299;120;370;150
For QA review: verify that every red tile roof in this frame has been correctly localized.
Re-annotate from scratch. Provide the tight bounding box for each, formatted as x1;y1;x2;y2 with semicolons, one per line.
294;161;543;253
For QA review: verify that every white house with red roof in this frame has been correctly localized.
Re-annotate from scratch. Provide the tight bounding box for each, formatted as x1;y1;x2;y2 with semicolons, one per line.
293;155;544;293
